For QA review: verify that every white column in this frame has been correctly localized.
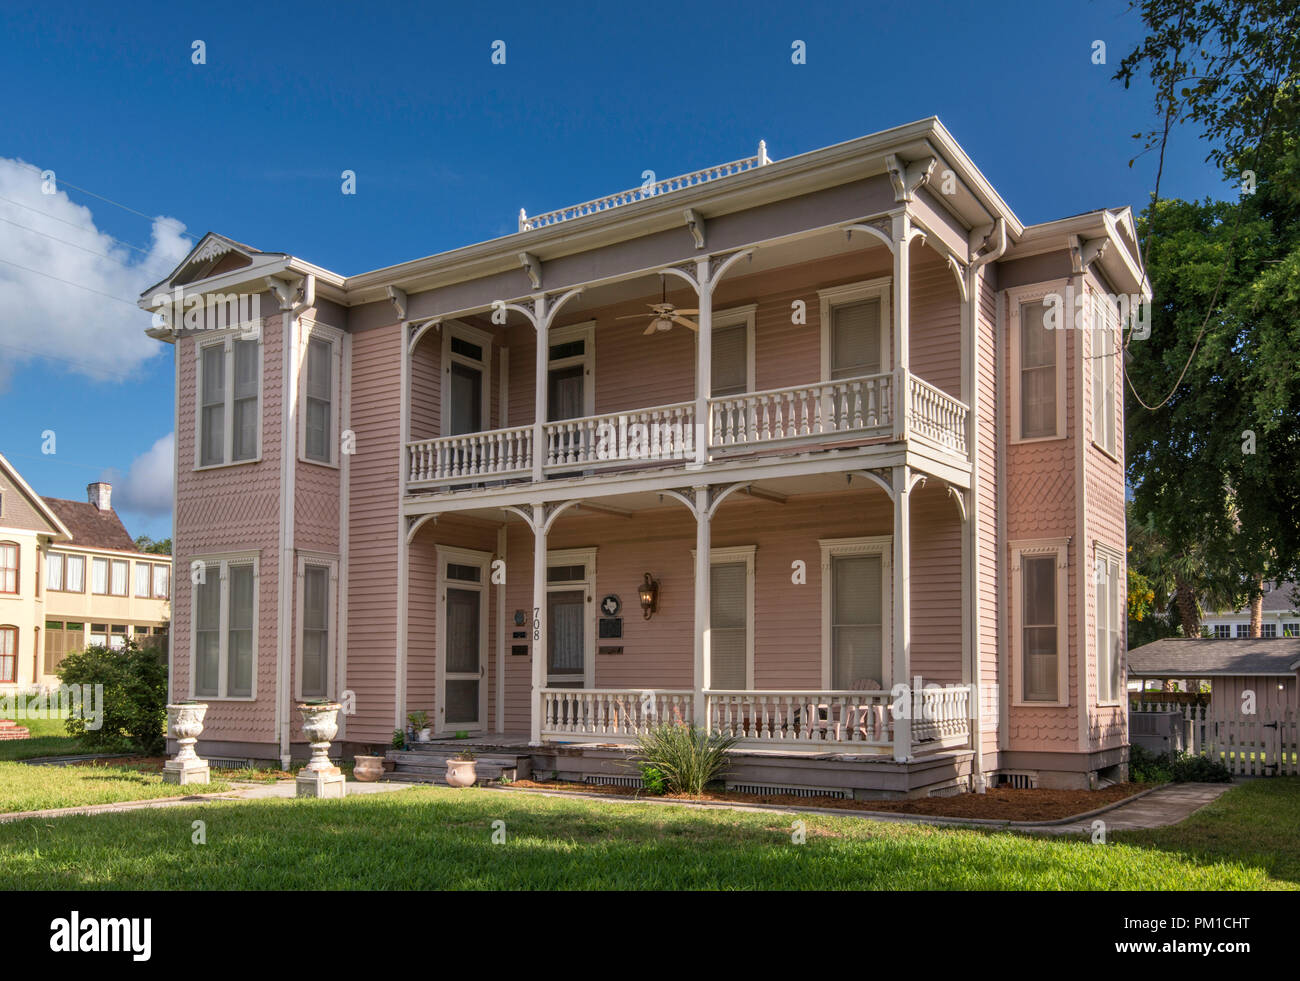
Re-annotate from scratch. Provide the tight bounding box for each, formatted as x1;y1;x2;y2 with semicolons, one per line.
892;212;912;442
395;324;411;733
692;485;711;727
532;297;548;482
694;258;711;467
892;465;912;762
529;504;547;745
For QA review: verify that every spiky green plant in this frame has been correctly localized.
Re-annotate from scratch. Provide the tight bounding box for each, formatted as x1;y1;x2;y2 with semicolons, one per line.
633;723;737;795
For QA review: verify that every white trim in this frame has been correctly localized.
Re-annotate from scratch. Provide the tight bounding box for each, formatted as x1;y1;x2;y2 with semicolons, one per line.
336;331;352;740
547;319;596;418
294;552;339;701
188;551;260;701
192;325;264;469
440;319;494;436
545;546;597;689
297;319;344;467
435;545;491;732
818;536;892;689
709;304;757;396
817;278;891;382
1010;538;1070;707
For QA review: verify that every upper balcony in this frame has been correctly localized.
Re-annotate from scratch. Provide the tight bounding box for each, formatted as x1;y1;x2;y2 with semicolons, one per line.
398;156;977;501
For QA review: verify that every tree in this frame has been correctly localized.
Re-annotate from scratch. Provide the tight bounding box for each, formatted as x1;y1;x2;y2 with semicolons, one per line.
1117;1;1300;630
134;535;172;555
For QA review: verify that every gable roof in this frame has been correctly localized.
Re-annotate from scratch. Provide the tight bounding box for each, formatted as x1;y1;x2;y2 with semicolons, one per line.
41;497;138;552
1128;638;1300;677
0;451;71;540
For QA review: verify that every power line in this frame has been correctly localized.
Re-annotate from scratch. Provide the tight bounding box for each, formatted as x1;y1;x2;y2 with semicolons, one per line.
0;193;160;256
0;254;144;308
0;214;124;262
4;159;186;229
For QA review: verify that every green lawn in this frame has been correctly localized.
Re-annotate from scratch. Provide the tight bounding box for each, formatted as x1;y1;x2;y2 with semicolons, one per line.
1117;777;1300;885
0;761;229;815
0;780;1294;890
0;715;84;762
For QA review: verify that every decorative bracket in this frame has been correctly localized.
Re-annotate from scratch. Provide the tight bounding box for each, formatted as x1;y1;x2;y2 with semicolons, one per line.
885;154;936;203
946;254;969;302
850;468;896;501
1069;234;1108;275
519;252;542;290
683;208;705;249
387;285;408;322
946;485;968;523
845;217;897;254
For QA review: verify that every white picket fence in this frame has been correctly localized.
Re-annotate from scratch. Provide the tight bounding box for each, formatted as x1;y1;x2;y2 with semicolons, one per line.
1130;700;1300;776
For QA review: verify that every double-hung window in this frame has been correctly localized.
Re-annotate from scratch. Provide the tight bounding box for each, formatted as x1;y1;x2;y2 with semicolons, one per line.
296;556;337;700
192;554;258;698
1013;540;1069;704
110;559;128;597
705;546;755;690
300;324;343;466
818;280;890;383
135;562;151;598
197;333;261;467
47;552;86;592
1091;295;1118;455
819;537;892;690
0;543;18;594
1095;546;1123;703
1011;289;1067;442
710;305;756;397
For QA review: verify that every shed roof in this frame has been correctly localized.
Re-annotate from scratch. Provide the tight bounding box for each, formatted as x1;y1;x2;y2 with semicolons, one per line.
1128;638;1300;677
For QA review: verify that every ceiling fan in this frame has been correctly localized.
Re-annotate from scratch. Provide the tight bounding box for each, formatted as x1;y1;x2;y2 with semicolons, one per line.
616;277;698;335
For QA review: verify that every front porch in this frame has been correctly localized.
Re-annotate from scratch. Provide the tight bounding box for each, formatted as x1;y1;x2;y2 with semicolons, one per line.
397;465;978;769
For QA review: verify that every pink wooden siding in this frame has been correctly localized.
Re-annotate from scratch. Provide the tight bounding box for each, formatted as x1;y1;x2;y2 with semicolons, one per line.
342;322;401;743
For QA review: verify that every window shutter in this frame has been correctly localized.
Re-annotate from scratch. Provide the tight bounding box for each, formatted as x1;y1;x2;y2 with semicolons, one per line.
710;562;747;689
831;299;881;379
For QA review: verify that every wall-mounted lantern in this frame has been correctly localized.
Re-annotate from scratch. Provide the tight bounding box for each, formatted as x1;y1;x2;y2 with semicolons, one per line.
638;573;659;620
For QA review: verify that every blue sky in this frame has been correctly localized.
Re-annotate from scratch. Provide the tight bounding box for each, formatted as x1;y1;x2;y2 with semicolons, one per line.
0;0;1229;541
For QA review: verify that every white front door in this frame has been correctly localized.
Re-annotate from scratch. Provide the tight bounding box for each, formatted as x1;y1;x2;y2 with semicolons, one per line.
439;552;488;731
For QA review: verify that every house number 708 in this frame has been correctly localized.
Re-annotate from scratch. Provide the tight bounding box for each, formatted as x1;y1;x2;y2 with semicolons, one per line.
533;607;540;642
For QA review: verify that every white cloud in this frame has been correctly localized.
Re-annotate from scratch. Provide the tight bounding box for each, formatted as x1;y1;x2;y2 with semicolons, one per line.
0;157;190;390
104;433;174;518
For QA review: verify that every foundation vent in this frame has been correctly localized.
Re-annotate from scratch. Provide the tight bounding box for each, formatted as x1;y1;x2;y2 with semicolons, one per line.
583;775;644;789
727;783;850;800
207;758;259;770
997;771;1038;790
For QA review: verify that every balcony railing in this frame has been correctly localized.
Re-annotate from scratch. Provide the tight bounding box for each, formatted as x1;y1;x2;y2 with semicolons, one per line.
404;371;967;490
544;402;696;472
709;372;892;450
519;142;771;232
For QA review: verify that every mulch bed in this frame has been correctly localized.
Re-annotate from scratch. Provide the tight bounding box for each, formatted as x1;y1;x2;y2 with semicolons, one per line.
507;779;1147;822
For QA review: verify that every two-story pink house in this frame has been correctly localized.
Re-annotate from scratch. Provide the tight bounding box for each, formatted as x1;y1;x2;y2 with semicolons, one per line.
141;118;1144;796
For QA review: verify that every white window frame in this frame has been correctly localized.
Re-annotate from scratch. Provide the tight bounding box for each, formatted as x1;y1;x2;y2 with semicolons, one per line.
544;547;597;689
193;325;264;470
547;319;596;418
298;320;344;467
1010;538;1070;706
435;545;492;731
708;304;757;396
1089;290;1119;458
188;551;260;701
818;278;891;382
295;552;339;701
818;536;892;689
1008;283;1068;444
440;320;494;436
1094;542;1124;705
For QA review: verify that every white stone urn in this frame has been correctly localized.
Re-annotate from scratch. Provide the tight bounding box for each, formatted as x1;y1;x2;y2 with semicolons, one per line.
353;755;384;782
297;702;342;772
445;757;477;788
164;702;210;785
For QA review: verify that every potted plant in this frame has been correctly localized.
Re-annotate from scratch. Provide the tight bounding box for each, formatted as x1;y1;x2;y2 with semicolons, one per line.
407;710;431;742
353;747;385;782
444;748;477;788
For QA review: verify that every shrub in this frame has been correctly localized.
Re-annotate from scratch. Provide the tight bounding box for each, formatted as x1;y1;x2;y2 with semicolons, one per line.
633;723;737;795
57;641;168;754
1128;744;1231;784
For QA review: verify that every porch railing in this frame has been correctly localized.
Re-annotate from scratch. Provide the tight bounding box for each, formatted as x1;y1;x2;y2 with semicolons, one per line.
913;685;971;747
705;690;896;747
541;688;694;738
907;376;969;457
543;402;696;471
708;372;893;450
406;424;534;486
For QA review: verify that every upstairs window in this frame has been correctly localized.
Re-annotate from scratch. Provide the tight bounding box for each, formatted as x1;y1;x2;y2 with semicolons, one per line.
91;557;109;595
197;334;261;467
0;543;17;594
110;559;128;597
152;564;170;599
46;551;86;593
1019;300;1057;439
1091;297;1117;455
710;306;755;398
818;280;890;383
303;334;336;464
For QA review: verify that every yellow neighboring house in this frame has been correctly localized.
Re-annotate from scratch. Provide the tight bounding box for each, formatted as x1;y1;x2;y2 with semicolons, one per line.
0;452;171;692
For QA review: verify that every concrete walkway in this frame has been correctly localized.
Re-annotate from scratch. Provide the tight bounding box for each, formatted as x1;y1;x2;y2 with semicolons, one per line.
1026;782;1234;835
0;779;415;824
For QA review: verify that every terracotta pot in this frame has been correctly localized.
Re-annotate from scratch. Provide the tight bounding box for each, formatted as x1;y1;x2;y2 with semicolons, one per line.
353;755;384;782
444;759;477;788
